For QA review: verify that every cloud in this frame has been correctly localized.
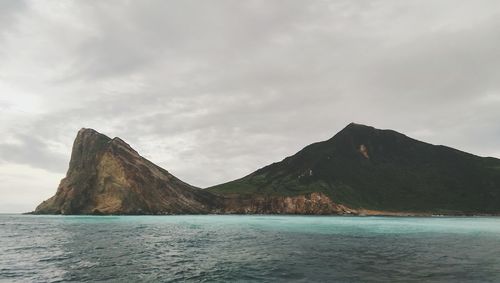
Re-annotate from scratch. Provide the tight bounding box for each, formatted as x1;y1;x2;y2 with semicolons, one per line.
0;0;27;38
0;164;63;213
0;132;69;173
1;0;500;211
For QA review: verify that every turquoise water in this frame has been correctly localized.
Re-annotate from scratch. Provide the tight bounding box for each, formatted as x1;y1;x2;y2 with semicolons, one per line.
1;215;500;282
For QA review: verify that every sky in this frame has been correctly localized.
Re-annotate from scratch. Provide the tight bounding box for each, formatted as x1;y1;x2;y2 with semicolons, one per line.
1;0;500;213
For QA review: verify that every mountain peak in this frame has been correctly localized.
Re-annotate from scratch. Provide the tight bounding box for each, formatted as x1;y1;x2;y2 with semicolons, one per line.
347;122;364;127
77;127;108;137
35;128;218;215
78;127;98;134
75;128;111;146
342;122;375;132
326;123;378;144
75;129;138;156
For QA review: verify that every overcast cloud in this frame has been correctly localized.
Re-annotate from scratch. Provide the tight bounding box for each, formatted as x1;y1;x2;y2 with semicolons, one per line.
1;0;500;212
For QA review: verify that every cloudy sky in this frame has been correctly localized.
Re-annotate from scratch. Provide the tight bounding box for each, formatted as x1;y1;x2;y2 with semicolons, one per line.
1;0;500;212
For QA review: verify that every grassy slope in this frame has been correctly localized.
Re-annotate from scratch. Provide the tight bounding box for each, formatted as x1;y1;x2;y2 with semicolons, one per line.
207;123;500;214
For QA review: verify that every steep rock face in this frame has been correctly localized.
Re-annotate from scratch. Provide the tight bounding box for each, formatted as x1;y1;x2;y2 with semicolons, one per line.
218;192;354;214
35;129;219;214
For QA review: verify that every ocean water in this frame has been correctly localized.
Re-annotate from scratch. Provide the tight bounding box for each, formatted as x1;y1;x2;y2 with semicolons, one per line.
1;215;500;282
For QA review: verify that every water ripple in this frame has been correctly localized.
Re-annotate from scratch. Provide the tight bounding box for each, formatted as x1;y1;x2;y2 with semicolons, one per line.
1;215;500;282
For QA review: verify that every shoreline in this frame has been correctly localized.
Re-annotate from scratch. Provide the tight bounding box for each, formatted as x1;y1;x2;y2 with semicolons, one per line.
21;211;500;217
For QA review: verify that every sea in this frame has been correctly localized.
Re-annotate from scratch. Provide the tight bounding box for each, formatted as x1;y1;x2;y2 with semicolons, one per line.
1;214;500;282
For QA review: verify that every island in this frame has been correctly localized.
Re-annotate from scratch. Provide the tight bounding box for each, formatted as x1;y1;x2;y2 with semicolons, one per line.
33;123;500;215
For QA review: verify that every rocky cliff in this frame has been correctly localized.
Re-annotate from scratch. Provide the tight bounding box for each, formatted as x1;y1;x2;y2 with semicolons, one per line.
34;129;220;214
217;192;354;214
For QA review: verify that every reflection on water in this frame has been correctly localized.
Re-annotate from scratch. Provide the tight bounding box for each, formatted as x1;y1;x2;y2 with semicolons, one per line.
1;215;500;282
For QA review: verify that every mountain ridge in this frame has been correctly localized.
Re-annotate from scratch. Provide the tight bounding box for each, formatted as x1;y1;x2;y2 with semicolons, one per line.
208;123;500;214
33;123;500;215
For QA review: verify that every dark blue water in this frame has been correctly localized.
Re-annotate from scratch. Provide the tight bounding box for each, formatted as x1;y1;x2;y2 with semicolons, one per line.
1;215;500;282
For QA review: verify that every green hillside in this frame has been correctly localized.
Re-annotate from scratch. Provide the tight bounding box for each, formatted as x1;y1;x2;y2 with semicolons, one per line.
208;123;500;214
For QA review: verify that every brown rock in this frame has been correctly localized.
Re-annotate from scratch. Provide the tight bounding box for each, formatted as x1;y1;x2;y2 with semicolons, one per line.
34;128;220;214
215;192;355;215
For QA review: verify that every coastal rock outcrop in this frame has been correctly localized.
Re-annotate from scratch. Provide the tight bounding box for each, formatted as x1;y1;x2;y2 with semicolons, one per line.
34;128;220;214
217;192;354;214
